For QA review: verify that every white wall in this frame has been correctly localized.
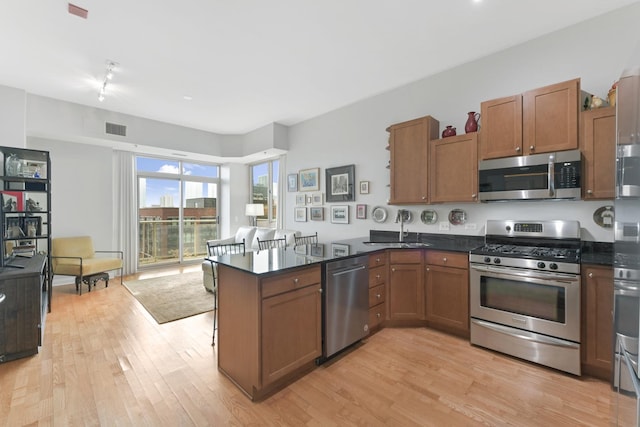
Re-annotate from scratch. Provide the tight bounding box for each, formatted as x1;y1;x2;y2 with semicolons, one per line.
27;137;114;250
284;3;640;243
0;85;26;148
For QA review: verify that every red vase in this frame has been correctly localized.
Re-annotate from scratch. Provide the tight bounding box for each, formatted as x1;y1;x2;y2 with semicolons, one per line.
442;125;456;138
465;111;480;133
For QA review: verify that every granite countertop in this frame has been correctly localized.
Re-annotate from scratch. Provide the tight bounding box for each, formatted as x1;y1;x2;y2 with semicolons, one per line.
581;241;613;266
209;230;616;275
209;231;485;276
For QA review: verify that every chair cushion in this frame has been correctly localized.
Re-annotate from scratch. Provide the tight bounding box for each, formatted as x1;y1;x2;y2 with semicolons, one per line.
235;226;257;244
274;229;301;247
54;257;122;277
251;228;276;250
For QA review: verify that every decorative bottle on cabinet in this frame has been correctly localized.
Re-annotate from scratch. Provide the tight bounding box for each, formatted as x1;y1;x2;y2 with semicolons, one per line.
465;112;480;133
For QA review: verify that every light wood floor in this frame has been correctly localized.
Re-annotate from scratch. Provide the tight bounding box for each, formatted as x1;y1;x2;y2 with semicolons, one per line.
0;266;617;426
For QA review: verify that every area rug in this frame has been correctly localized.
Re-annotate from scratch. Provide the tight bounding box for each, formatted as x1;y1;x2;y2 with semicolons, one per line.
123;271;213;324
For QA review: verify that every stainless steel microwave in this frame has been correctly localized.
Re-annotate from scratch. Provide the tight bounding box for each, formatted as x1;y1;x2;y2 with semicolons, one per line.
478;149;582;202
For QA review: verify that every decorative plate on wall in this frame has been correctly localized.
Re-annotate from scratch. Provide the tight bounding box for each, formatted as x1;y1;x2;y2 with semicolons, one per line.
593;205;614;228
448;209;467;225
421;210;438;225
372;206;388;223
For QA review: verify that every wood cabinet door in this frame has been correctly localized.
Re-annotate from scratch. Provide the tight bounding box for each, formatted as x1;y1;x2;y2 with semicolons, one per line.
389;116;438;204
523;78;580;155
430;133;478;203
581;107;616;200
389;262;424;320
480;94;523;159
425;265;469;336
261;283;322;386
581;265;613;379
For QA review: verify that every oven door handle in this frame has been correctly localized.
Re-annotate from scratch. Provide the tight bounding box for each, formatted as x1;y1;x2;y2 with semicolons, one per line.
470;264;578;283
472;319;579;349
614;280;640;296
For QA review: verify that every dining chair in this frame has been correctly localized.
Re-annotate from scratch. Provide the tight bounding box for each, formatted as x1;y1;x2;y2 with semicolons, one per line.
257;236;287;250
294;232;318;246
205;239;245;346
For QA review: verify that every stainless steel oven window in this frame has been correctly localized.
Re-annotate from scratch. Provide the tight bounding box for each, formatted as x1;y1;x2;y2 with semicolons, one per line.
480;275;566;323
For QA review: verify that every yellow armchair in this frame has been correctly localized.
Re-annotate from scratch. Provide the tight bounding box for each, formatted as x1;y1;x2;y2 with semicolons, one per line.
51;236;123;295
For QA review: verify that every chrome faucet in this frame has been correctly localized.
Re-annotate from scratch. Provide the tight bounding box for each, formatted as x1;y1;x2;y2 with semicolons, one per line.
395;209;410;242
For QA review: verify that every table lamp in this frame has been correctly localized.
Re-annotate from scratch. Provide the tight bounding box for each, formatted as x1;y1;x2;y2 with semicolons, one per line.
245;203;264;226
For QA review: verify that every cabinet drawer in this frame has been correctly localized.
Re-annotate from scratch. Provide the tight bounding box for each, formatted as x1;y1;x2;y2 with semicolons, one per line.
389;249;422;264
261;266;321;298
369;304;386;329
369;284;385;308
369;252;388;268
425;250;468;269
369;265;387;287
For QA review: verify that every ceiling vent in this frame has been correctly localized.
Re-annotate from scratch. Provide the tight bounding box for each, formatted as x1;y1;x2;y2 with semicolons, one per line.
68;3;88;19
106;122;127;137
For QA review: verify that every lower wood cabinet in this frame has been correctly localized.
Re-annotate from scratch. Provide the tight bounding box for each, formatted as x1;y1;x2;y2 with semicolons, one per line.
581;264;613;380
368;252;388;331
425;250;470;338
388;250;424;322
0;254;46;363
262;281;322;385
217;264;322;400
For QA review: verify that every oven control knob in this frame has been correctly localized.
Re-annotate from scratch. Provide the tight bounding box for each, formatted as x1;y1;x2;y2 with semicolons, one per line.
537;262;546;269
549;263;558;270
493;258;501;264
484;257;491;263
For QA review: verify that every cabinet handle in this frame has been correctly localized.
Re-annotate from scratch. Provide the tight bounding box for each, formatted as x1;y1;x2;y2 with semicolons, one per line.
391;268;396;272
471;193;477;199
318;288;323;294
588;272;593;278
587;189;593;195
443;257;447;263
515;146;521;152
376;293;381;299
530;145;535;151
422;196;426;200
426;267;430;271
376;312;381;318
376;274;381;279
293;278;299;284
376;257;381;263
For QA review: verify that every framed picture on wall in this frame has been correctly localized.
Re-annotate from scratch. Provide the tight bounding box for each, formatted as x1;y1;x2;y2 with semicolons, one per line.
287;173;298;192
294;207;307;222
295;194;306;206
310;207;324;221
359;181;369;194
326;165;355;202
330;205;349;224
356;204;367;219
299;168;320;191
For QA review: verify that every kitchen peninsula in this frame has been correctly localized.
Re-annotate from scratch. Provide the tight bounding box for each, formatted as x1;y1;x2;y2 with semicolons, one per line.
211;232;482;400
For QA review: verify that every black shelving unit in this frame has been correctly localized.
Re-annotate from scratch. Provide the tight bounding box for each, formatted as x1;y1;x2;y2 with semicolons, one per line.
0;147;51;314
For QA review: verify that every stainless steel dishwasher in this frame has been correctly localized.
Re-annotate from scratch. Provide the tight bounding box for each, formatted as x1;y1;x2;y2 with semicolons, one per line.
324;255;369;358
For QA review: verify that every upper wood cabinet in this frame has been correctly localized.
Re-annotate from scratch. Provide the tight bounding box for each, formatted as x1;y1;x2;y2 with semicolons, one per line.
480;95;523;159
580;107;616;200
480;78;581;160
387;115;439;204
430;133;478;203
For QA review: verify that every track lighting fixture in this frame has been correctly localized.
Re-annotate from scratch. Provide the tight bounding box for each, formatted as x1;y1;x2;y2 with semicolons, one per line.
98;60;118;102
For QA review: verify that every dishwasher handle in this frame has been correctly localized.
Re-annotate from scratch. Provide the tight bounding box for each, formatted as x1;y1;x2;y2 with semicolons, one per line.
330;264;366;277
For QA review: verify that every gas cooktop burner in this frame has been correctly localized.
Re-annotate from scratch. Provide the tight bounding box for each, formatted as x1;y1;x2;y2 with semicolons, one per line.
474;244;579;261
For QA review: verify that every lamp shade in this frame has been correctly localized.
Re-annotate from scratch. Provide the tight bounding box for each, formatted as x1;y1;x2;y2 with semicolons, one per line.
245;203;265;216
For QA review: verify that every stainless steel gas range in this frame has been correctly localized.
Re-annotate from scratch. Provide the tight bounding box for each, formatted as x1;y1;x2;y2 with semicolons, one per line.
469;219;582;375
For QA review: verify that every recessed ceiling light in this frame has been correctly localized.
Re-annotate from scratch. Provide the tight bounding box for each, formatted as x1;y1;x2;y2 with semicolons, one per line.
183;95;193;101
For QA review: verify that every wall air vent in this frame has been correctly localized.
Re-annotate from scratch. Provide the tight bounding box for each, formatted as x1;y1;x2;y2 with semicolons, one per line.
105;122;127;137
68;3;88;19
